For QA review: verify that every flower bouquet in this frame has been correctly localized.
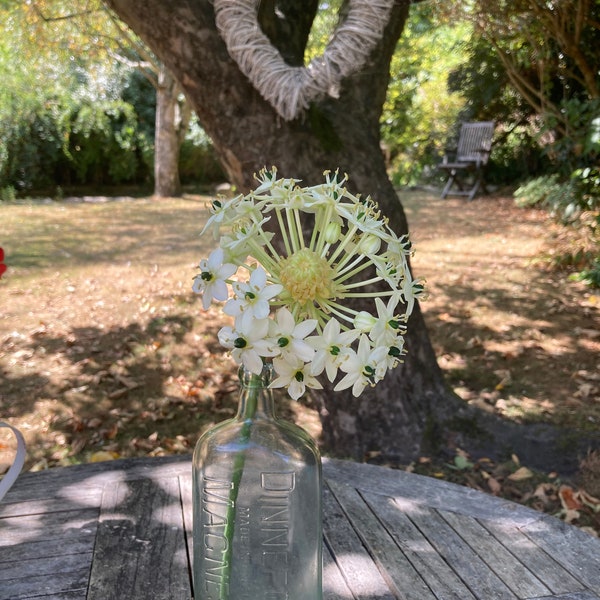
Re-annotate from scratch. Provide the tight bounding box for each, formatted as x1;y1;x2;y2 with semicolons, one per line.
191;168;423;599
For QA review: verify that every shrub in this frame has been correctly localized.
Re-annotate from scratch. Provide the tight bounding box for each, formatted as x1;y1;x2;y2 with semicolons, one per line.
514;174;561;208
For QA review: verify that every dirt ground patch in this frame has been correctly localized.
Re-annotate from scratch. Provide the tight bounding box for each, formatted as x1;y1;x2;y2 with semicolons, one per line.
404;192;600;432
1;190;599;534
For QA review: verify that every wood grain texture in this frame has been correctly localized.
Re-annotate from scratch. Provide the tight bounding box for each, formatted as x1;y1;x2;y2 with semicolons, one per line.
1;455;600;600
88;477;191;600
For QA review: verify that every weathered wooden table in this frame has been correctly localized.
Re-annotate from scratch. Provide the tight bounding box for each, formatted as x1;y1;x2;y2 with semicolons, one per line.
1;455;599;600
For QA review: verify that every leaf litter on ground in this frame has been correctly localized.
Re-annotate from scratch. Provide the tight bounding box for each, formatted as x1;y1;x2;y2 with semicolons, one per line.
0;191;598;535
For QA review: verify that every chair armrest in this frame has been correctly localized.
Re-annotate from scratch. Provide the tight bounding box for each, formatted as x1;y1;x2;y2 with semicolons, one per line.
441;151;456;164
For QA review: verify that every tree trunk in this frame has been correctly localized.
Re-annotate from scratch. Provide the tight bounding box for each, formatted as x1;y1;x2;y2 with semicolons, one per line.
103;0;467;462
154;65;189;197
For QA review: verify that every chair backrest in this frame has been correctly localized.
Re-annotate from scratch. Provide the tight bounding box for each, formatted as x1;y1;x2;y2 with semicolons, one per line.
456;121;495;164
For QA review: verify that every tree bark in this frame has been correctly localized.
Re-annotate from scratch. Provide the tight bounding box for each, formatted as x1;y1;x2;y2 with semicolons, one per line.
103;0;463;462
154;65;190;197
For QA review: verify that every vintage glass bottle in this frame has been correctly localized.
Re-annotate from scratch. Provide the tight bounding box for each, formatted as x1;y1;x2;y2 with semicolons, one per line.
192;364;323;600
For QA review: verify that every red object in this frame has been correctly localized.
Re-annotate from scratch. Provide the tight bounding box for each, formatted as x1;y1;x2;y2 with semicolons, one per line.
0;247;6;278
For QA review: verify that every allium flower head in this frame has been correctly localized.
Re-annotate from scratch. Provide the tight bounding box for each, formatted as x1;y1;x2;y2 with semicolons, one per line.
193;168;425;398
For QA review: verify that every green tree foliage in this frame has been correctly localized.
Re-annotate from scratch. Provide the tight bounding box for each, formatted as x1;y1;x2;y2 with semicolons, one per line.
0;1;226;195
0;11;68;191
0;2;154;192
450;0;600;285
305;2;469;186
380;2;470;186
445;0;600;175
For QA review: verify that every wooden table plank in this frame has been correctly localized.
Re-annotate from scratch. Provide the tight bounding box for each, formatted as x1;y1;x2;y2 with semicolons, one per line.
18;593;88;600
527;593;600;600
178;473;194;572
522;517;600;594
439;509;552;598
479;519;587;596
0;505;98;600
405;504;519;600
322;483;395;600
327;480;438;600
322;541;356;600
87;477;191;600
323;459;540;525
1;455;599;600
361;489;478;600
14;594;88;600
0;490;102;519
1;558;90;600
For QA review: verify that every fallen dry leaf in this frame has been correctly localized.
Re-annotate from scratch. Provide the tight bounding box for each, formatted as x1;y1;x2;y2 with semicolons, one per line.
508;466;534;481
562;508;581;524
559;485;583;510
487;476;502;495
90;450;119;462
579;489;600;510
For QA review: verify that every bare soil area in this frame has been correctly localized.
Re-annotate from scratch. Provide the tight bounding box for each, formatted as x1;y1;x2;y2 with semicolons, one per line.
404;192;600;432
0;190;599;534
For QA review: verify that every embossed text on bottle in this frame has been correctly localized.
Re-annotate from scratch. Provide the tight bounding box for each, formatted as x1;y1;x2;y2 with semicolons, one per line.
259;471;295;599
201;475;233;598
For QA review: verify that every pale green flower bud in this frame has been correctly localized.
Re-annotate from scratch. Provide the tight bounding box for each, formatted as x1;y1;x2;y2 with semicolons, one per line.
353;311;377;332
324;222;342;244
358;234;381;255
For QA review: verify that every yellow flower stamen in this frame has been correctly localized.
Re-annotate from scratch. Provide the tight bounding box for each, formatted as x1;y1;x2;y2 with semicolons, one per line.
279;248;336;305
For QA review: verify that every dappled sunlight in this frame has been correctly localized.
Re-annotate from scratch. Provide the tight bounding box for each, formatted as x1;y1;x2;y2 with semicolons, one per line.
0;513;45;544
469;312;553;333
1;191;598;479
323;552;392;597
402;191;600;432
482;333;575;357
494;395;556;421
58;480;106;507
322;576;354;599
0;510;97;545
392;496;429;517
579;337;600;353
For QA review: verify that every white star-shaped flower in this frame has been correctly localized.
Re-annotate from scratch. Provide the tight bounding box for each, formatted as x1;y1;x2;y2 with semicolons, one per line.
334;334;389;397
192;248;236;310
400;277;425;317
369;296;406;347
271;356;322;400
308;318;358;382
224;267;283;331
268;307;317;363
217;320;277;375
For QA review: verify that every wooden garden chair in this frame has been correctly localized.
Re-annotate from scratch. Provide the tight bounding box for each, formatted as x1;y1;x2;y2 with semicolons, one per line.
438;121;495;200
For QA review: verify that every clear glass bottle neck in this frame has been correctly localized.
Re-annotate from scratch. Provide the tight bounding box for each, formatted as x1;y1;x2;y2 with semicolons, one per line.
236;364;276;419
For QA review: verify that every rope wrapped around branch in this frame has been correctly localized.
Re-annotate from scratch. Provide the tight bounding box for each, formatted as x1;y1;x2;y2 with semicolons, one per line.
214;0;395;121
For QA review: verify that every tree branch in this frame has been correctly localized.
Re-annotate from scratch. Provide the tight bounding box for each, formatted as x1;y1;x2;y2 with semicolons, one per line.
31;2;97;23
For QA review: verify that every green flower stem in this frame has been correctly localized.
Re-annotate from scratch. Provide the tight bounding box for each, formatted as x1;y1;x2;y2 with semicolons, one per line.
342;273;384;289
275;208;293;256
311;203;332;252
345;290;395;298
322;301;358;325
336;258;375;284
328;223;359;264
285;207;301;251
247;238;278;273
219;374;260;600
293;208;305;249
